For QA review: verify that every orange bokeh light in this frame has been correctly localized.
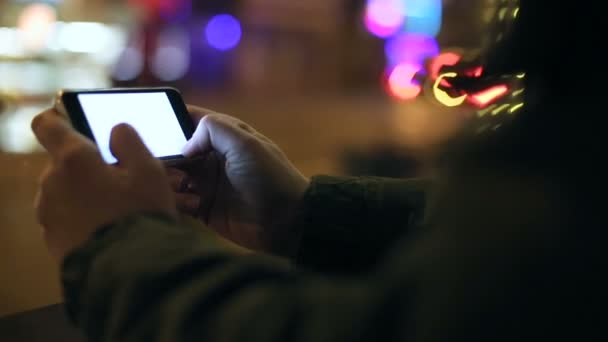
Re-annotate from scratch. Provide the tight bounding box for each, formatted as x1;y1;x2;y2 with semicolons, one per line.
17;3;57;51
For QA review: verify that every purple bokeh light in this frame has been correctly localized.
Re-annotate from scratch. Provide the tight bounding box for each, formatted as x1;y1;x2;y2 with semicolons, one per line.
205;14;242;51
385;32;439;68
364;0;405;38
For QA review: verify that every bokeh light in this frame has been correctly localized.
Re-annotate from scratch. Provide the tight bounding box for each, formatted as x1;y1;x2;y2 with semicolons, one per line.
152;47;190;81
467;85;509;107
0;27;21;56
0;105;45;153
112;46;144;81
463;66;483;77
364;0;406;38
385;32;439;68
17;3;57;51
402;0;442;37
432;72;467;107
127;0;191;21
151;26;191;81
57;22;110;54
387;63;422;100
429;52;461;86
205;14;242;51
362;0;444;100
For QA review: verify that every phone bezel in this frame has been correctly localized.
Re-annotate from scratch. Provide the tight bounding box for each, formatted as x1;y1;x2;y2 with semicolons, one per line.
58;87;195;163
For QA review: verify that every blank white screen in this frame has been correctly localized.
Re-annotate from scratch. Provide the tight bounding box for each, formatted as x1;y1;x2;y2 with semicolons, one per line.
78;92;188;163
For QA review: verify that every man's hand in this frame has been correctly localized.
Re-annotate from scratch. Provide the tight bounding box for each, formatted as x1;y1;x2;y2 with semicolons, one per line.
32;109;177;262
168;106;310;258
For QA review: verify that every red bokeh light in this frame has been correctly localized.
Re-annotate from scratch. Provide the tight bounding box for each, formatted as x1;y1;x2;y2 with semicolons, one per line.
387;63;422;100
467;84;509;107
429;52;461;86
464;66;484;78
128;0;186;18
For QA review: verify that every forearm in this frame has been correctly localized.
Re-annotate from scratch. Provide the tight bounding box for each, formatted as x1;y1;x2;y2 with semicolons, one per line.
62;214;407;342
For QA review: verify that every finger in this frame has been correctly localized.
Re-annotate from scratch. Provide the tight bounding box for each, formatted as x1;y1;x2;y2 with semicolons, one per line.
187;105;217;124
175;193;201;216
181;115;212;157
166;168;194;192
31;109;93;160
254;131;274;144
33;189;46;228
192;151;221;224
34;165;60;229
174;151;220;222
37;164;52;186
182;114;257;158
110;123;158;172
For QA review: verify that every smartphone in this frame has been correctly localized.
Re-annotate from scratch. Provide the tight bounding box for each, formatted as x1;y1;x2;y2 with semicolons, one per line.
55;87;195;164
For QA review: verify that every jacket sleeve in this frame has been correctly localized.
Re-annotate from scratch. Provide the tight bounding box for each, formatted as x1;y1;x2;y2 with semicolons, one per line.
61;214;415;342
61;172;572;342
293;176;428;274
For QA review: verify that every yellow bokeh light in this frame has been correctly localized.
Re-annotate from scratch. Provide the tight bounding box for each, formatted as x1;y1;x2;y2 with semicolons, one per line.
512;88;524;97
498;7;508;21
478;104;497;117
509;103;524;113
432;72;467;107
491;103;511;115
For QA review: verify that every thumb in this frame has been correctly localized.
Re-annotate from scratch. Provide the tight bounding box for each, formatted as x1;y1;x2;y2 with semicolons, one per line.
182;114;253;158
110;123;157;171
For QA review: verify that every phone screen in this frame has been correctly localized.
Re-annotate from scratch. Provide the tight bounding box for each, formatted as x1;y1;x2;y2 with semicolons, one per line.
77;92;188;163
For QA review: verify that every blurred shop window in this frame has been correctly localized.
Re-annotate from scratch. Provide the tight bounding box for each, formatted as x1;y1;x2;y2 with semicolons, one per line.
234;0;381;95
109;0;379;95
0;102;45;154
0;1;131;154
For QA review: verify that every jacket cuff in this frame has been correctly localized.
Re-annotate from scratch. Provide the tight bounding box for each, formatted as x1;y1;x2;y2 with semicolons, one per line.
293;175;426;274
293;176;380;273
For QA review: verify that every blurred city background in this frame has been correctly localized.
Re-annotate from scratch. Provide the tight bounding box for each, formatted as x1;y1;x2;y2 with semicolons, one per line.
1;0;518;317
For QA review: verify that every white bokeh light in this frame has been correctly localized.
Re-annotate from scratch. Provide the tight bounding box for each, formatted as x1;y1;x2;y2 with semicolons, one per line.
151;46;190;81
112;46;145;81
151;26;191;81
0;105;45;153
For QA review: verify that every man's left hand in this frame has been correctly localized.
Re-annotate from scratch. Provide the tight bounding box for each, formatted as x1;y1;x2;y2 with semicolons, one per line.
31;109;177;262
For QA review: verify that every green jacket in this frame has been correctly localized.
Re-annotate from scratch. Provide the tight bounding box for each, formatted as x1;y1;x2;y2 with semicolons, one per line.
61;173;592;341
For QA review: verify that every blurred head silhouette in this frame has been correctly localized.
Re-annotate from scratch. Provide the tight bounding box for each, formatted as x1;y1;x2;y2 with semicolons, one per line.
480;0;598;109
442;4;605;338
444;0;601;154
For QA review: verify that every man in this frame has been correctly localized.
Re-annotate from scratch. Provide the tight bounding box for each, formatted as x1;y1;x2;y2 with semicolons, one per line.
31;1;604;341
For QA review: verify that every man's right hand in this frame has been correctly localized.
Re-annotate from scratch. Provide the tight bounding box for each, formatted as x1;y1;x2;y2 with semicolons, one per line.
168;106;310;258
